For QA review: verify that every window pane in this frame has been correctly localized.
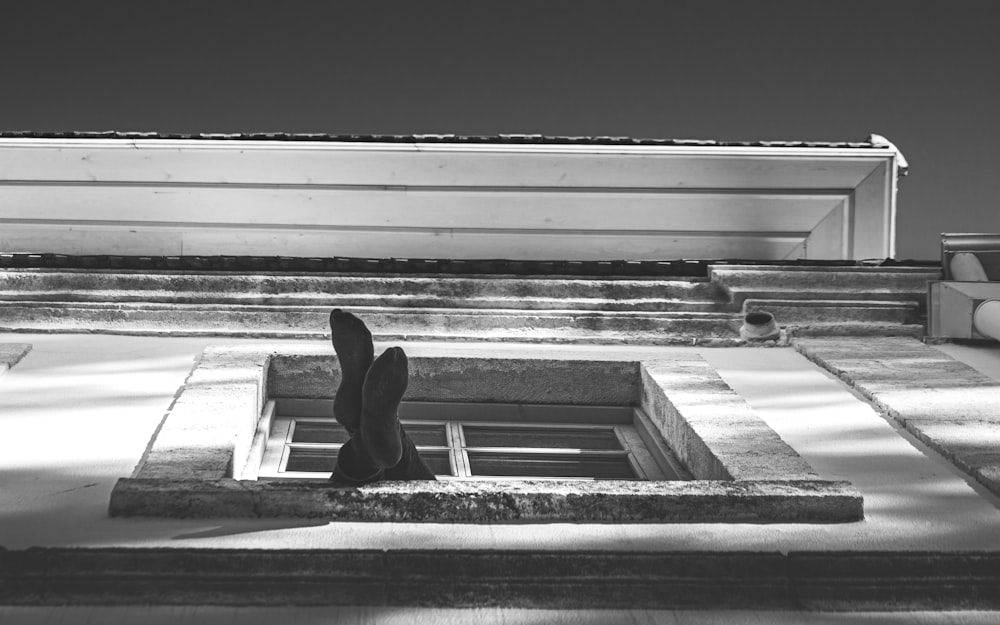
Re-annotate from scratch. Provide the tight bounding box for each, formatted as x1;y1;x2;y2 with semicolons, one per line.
291;421;350;444
467;451;636;479
408;449;452;477
403;423;448;447
463;425;622;450
285;447;338;472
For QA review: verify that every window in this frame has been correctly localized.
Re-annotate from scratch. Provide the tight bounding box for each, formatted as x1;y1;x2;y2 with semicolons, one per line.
258;399;688;481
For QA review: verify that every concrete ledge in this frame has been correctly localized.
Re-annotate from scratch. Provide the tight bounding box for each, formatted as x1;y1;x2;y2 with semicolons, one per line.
116;344;861;523
789;551;1000;610
0;265;941;341
794;337;1000;496
269;352;640;404
0;342;31;374
743;298;921;324
640;357;817;481
3;547;998;608
108;477;862;523
0;302;745;344
137;346;272;480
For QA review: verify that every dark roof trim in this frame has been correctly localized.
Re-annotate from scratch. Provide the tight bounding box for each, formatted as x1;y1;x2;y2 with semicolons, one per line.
0;130;887;150
0;253;938;277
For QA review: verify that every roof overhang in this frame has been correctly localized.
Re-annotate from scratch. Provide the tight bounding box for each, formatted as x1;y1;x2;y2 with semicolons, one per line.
0;135;905;261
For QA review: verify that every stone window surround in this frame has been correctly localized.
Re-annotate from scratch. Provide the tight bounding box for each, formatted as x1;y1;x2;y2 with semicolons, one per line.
109;344;862;523
0;342;32;375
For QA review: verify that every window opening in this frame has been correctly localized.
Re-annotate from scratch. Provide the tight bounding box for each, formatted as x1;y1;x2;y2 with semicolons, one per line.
257;400;688;481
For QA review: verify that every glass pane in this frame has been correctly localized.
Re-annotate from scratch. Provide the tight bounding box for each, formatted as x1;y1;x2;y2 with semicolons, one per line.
285;447;338;472
291;421;350;444
402;423;448;447
467;451;636;479
284;447;451;476
410;449;452;477
463;425;621;450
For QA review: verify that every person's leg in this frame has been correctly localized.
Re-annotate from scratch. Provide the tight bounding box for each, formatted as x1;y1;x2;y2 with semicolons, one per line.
359;346;408;467
329;309;373;433
329;309;383;483
328;310;436;483
359;347;437;481
383;434;437;480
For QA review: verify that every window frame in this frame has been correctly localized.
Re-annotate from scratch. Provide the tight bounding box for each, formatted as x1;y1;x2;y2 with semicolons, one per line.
256;399;689;482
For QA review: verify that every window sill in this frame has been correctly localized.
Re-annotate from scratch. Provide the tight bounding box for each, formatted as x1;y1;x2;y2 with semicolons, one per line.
110;344;864;524
110;476;860;523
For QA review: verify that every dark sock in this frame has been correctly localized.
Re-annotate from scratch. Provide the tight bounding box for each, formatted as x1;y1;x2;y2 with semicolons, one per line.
329;309;373;433
360;346;408;468
383;426;438;481
330;438;383;485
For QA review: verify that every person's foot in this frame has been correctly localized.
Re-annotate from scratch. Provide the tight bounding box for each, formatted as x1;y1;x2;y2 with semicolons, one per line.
329;309;374;432
360;346;407;468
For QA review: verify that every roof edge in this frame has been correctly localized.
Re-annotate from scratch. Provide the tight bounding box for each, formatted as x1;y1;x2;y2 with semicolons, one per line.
0;130;888;150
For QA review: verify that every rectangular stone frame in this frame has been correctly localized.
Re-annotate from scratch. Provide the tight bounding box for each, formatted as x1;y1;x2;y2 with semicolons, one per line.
110;345;862;523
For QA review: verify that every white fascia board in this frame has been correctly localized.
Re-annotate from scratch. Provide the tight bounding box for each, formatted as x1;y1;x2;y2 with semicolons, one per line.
0;137;901;260
0;137;898;189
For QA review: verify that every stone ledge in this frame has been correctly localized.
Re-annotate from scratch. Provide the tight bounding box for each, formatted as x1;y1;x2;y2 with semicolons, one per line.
640;357;816;481
789;551;1000;610
793;337;1000;496
115;343;860;523
137;346;272;480
2;547;998;609
108;477;863;524
0;342;31;374
0;264;942;341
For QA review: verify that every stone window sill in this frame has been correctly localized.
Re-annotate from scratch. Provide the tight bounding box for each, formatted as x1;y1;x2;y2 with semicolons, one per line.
110;344;862;523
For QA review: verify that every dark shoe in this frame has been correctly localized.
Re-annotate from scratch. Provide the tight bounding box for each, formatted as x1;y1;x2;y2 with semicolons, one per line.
329;309;374;433
384;427;438;481
360;346;408;468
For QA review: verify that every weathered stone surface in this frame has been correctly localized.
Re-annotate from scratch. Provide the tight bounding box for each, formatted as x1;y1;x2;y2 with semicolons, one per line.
711;265;939;297
268;353;340;399
109;477;862;524
0;546;387;605
793;336;932;356
870;388;1000;423
789;551;1000;610
640;356;817;481
135;348;271;480
383;550;791;608
0;270;720;310
905;419;1000;470
109;478;256;517
0;342;31;373
975;465;1000;495
794;336;1000;497
269;354;641;405
7;545;1000;609
743;298;921;324
0;300;741;340
124;344;852;523
0;266;940;341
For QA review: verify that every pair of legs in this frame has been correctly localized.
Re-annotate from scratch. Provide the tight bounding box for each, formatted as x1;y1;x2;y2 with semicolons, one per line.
328;309;436;484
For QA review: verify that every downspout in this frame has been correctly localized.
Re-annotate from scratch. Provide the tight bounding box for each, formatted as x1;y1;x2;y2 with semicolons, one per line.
869;134;908;260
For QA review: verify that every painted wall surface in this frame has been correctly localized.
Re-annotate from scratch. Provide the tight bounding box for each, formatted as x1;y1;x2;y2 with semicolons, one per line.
2;0;998;259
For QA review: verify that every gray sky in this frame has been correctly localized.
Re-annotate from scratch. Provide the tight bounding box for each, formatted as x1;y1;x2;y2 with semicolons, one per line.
2;0;998;259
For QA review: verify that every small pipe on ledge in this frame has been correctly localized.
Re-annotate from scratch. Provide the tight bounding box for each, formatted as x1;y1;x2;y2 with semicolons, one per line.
740;311;780;342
